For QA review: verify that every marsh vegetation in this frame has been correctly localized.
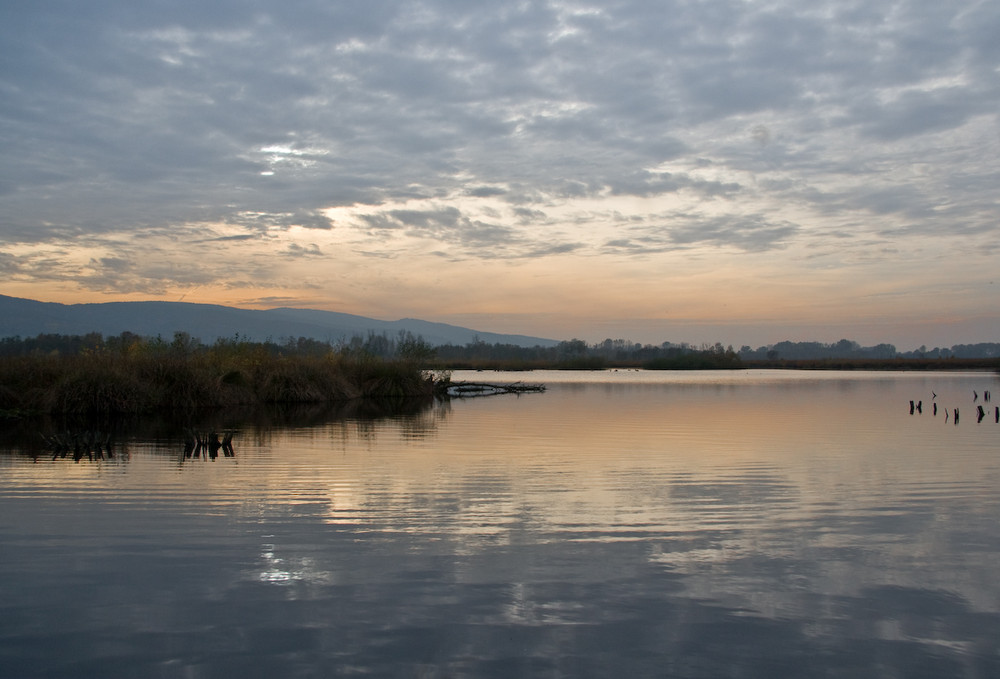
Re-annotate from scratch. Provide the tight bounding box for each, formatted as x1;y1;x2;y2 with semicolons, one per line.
0;332;436;415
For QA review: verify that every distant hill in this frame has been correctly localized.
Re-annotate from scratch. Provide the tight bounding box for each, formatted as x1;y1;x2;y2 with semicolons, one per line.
0;295;559;348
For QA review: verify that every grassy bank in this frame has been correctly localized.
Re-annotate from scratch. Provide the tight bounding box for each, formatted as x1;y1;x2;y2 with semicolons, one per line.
0;344;436;416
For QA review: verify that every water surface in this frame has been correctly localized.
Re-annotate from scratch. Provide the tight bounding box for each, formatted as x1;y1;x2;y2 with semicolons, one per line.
1;370;999;677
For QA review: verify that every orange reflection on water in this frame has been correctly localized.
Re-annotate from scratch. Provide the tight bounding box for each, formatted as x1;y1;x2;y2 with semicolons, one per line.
234;372;999;571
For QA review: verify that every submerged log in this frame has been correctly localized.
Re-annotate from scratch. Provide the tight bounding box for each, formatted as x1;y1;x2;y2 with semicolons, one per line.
441;381;545;398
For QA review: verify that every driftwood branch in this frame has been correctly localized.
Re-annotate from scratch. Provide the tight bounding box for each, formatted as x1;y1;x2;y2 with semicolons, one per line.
441;381;545;398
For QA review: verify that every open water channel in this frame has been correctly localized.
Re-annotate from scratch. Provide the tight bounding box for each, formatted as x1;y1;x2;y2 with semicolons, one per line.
1;369;999;678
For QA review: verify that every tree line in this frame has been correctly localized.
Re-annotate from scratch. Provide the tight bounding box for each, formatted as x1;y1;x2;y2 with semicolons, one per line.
1;332;997;368
0;330;436;362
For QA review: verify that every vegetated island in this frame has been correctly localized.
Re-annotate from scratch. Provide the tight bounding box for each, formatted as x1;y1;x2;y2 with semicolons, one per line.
0;332;447;417
1;332;998;417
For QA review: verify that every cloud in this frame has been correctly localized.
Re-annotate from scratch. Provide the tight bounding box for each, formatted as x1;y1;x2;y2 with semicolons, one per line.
512;207;548;224
284;243;323;258
194;234;258;244
466;186;507;198
670;215;800;252
605;214;800;254
226;210;334;233
359;205;529;256
607;171;742;199
857;88;985;141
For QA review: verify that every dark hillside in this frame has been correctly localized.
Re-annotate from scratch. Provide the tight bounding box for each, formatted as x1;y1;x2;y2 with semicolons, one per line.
0;295;557;348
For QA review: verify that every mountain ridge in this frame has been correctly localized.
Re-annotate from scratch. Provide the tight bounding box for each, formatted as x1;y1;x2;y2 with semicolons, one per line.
0;294;559;348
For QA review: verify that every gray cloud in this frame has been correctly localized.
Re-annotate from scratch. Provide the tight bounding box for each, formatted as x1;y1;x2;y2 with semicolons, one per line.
196;234;259;244
607;171;742;199
0;250;21;274
225;210;334;233
512;207;549;224
669;215;800;252
857;88;986;141
466;186;508;198
360;206;524;254
356;204;582;260
605;214;800;254
284;243;324;258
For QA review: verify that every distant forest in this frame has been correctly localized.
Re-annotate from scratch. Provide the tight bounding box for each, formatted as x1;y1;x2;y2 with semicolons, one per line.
1;332;998;369
737;339;1000;360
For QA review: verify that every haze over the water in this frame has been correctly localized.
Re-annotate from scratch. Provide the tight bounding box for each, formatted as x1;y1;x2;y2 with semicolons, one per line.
1;1;998;349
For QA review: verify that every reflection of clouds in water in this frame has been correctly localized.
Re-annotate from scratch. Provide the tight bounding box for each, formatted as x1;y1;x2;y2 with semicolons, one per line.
499;582;591;627
254;541;333;585
669;471;799;509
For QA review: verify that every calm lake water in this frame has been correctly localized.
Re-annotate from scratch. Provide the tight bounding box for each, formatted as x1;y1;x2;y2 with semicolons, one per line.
2;369;999;678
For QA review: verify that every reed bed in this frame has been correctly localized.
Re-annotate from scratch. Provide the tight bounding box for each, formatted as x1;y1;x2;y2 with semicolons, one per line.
0;347;436;415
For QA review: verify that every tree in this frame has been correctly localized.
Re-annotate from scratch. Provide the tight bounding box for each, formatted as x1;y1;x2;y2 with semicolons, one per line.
396;331;436;362
557;339;588;358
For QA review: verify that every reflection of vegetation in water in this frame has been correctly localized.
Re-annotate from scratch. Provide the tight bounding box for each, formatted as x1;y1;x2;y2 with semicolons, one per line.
0;397;444;462
183;430;235;459
40;428;118;462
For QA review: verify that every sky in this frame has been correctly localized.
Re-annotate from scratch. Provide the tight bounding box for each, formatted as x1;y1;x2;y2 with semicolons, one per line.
1;0;998;350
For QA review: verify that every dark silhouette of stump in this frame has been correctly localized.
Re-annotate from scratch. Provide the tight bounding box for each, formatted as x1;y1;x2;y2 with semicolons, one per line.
208;432;223;459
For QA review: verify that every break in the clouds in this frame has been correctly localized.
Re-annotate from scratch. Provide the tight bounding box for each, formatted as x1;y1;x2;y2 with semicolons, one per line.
1;0;998;347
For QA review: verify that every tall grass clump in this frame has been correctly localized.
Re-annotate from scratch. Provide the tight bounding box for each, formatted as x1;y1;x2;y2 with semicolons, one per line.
342;353;435;399
46;353;151;414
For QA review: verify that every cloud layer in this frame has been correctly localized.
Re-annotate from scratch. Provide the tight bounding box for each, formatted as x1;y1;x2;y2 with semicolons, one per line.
1;0;998;345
